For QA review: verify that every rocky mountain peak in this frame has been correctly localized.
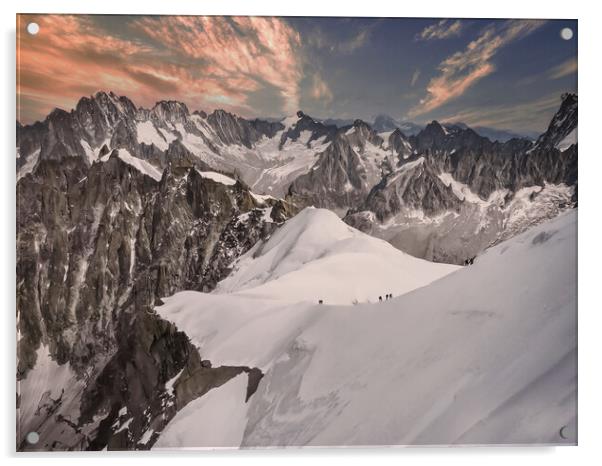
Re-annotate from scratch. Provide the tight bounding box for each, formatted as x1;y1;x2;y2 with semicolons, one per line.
151;100;190;124
208;108;240;124
203;109;281;149
424;120;447;136
45;107;71;123
279;111;338;149
352;119;372;131
390;128;407;139
91;91;137;118
532;93;577;151
372;114;399;132
343;119;384;150
387;128;412;159
410;120;450;152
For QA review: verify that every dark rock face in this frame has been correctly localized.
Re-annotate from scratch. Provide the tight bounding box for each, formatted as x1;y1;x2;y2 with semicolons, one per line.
387;129;413;161
16;152;295;450
286;119;402;211
532;93;577;151
360;157;463;222
163;140;212;170
287;134;368;209
343;120;385;151
279;112;338;149
206;109;283;149
150;100;190;125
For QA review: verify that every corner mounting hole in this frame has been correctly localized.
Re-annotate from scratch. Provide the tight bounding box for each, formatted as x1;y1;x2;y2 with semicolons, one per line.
560;27;573;40
26;431;39;444
27;22;39;35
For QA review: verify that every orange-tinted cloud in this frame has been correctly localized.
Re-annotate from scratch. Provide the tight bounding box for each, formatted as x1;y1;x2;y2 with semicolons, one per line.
416;20;463;41
17;14;304;123
132;16;303;114
548;57;577;80
409;20;546;117
310;73;333;103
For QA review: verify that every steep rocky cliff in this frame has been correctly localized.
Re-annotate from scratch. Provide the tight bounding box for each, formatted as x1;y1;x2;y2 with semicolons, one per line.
17;149;293;450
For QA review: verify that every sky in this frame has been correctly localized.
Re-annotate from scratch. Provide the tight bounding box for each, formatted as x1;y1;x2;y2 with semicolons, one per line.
16;15;577;135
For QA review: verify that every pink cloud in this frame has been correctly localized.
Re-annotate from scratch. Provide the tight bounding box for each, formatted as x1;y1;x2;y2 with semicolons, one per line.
310;73;333;103
17;15;304;123
409;20;546;117
132;16;303;113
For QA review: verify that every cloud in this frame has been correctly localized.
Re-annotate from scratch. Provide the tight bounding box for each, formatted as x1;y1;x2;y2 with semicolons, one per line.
547;57;577;80
17;15;304;123
338;27;372;53
410;69;421;87
17;15;157;122
134;16;303;114
416;20;463;41
310;73;333;103
438;93;563;132
514;57;577;87
408;20;546;118
307;21;377;55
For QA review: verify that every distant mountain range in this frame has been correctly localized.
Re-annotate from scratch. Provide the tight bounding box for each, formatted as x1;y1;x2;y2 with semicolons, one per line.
370;114;539;141
263;114;538;142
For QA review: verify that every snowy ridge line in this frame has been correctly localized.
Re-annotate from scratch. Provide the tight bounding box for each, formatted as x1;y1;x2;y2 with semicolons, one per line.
155;209;576;447
195;170;237;186
99;148;163;181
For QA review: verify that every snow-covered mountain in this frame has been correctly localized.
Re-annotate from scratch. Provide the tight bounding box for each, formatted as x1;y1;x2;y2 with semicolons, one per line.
155;208;577;447
215;207;458;304
17;92;577;254
16;91;578;450
455;123;538;142
345;94;577;263
17;93;335;197
371;115;537;142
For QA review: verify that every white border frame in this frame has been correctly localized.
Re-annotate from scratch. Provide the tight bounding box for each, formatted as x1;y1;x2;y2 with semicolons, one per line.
3;1;600;464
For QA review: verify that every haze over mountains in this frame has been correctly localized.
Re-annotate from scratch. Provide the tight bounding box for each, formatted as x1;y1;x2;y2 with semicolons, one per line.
16;90;577;450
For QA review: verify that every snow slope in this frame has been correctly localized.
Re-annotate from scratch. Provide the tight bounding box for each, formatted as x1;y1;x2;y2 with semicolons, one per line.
196;170;237;186
557;127;577;151
136;121;169;151
155;209;577;448
216;207;458;304
155;373;251;449
100;149;163;181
